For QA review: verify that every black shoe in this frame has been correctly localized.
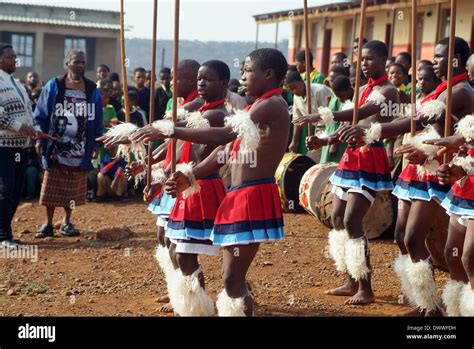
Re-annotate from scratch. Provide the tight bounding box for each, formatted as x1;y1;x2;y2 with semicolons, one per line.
94;195;106;203
35;224;54;238
59;222;80;237
1;239;21;248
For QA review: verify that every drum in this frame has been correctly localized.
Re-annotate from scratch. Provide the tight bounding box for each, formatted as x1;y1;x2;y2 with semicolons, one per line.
425;206;449;271
299;163;338;216
314;167;394;239
275;152;315;212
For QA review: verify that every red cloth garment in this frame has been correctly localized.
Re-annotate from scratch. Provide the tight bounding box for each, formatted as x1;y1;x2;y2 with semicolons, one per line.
197;99;225;112
420;72;468;103
359;73;388;106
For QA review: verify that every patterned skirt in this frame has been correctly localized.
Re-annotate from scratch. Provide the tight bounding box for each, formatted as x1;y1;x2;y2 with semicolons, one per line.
39;168;87;207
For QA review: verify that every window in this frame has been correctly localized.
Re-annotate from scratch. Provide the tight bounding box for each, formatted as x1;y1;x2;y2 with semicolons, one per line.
439;9;450;40
313;22;319;61
365;17;374;40
345;18;354;57
416;12;424;60
64;37;95;70
10;33;34;67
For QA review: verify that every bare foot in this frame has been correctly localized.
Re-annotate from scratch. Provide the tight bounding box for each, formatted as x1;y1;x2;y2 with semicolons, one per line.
344;289;375;305
424;307;443;317
325;283;358;297
156;294;170;303
394;308;425;317
158;303;174;313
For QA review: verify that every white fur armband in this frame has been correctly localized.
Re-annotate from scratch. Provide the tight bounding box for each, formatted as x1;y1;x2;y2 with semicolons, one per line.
409;126;442;178
105;122;138;142
164;107;187;121
341;101;354;111
366;90;386;105
176;162;201;198
363;122;382;144
106;123;146;163
453;156;474;176
455;114;474;142
409;125;441;158
225;111;260;152
151;164;166;185
152;119;175;136
116;141;146;163
420;100;445;121
186;111;210;129
318;106;335;126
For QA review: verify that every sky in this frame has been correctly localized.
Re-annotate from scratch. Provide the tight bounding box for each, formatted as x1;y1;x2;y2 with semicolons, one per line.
7;0;343;42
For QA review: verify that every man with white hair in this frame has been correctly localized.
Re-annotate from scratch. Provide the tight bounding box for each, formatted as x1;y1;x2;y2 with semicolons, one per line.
34;49;103;238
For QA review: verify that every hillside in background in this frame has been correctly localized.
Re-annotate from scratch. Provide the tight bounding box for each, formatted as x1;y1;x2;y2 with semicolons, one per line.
124;38;289;79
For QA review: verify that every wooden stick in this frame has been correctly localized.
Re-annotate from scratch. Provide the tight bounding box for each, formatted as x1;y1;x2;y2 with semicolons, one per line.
303;0;313;136
119;0;130;123
146;0;158;189
443;0;457;164
171;0;180;173
410;0;417;137
352;0;367;125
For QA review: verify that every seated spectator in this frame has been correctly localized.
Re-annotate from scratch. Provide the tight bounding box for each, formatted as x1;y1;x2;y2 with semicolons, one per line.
96;146;127;201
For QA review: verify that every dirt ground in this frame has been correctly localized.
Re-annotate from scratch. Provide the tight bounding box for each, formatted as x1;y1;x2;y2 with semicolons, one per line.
0;198;450;317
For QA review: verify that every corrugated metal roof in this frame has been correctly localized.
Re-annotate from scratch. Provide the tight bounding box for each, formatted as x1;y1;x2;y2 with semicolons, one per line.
0;15;120;30
254;0;398;22
0;1;119;14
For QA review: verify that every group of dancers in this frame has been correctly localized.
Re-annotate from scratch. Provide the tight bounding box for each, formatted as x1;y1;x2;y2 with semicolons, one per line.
99;35;474;317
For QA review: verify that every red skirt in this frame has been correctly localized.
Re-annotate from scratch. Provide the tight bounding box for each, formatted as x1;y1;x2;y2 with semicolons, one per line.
393;162;450;202
166;174;226;240
329;142;393;191
210;177;284;246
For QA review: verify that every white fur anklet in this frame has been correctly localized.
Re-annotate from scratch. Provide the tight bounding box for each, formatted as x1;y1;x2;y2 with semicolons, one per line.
394;254;416;307
364;123;382;145
175;162;201;198
168;266;215;316
405;258;440;312
152;119;175;136
216;289;248;317
155;245;174;277
225;111;260;152
459;283;474;316
344;237;370;281
455;114;474;142
442;280;465;316
328;229;349;273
